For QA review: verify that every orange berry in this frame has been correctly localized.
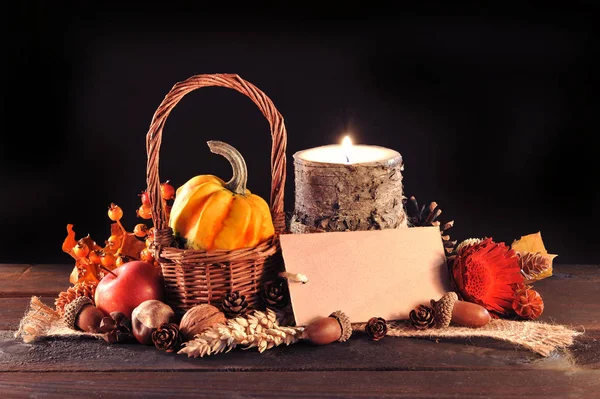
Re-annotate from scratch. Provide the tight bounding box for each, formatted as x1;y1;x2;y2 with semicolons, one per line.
89;249;103;264
108;203;123;221
106;235;122;251
72;241;90;258
161;181;175;200
137;204;152;219
100;252;116;268
139;191;151;206
116;256;130;267
140;248;154;263
145;227;155;248
133;223;148;238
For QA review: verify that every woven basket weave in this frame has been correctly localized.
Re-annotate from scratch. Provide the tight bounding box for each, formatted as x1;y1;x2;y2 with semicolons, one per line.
145;74;287;316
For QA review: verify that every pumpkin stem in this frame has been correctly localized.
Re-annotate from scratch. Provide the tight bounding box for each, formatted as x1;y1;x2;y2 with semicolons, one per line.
207;140;248;195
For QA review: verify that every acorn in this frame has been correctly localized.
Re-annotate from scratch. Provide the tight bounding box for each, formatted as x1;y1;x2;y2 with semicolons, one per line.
63;296;106;333
131;300;176;345
302;310;352;345
431;292;491;328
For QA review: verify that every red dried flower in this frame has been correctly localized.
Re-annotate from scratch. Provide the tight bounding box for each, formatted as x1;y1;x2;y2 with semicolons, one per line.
451;238;523;315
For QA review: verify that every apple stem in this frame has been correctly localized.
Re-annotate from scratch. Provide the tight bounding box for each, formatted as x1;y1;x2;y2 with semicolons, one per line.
99;264;118;278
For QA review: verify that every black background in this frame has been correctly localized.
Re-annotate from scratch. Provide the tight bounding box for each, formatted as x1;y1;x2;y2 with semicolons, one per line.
2;3;599;264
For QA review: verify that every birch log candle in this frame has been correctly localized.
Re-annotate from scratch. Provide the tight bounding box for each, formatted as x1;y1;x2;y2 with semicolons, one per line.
290;136;407;234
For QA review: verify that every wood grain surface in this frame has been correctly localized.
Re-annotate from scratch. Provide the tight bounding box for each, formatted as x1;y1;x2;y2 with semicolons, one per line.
0;263;598;398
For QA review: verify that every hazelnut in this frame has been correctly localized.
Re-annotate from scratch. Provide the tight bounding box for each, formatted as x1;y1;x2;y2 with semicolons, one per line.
131;300;176;345
179;304;227;341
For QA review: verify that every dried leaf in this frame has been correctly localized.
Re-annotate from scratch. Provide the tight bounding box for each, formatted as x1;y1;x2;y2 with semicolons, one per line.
70;258;100;285
83;236;101;252
119;233;147;259
511;231;557;281
69;265;79;285
63;225;101;261
62;224;78;259
110;223;122;237
511;231;548;256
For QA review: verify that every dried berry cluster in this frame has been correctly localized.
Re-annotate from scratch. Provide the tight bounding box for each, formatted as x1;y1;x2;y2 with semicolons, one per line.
55;182;175;315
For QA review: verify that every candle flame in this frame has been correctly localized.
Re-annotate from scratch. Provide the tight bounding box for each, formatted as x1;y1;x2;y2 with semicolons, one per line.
342;136;352;150
342;136;352;163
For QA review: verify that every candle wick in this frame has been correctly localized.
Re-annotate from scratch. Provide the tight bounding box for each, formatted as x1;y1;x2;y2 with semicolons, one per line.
345;155;350;163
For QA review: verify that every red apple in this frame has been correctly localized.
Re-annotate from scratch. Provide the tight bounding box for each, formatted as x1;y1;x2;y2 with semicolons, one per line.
94;260;164;320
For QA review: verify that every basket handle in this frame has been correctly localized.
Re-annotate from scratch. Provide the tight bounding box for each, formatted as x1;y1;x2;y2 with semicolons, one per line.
145;74;287;236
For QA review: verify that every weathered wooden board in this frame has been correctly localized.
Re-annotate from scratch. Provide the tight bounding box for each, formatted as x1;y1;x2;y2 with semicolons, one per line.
0;329;597;372
0;264;71;297
0;263;598;397
0;370;599;398
0;297;55;331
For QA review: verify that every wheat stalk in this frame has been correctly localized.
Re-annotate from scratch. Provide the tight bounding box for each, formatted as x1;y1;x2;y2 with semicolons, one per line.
178;308;304;357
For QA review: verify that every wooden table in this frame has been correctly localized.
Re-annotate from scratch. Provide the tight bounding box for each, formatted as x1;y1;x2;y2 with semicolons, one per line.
0;263;598;398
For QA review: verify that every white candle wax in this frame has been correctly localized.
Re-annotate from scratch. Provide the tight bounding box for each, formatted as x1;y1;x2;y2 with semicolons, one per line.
291;139;406;233
294;144;401;166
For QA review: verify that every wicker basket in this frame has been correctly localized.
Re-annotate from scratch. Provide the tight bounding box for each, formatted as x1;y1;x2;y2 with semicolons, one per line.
145;74;287;316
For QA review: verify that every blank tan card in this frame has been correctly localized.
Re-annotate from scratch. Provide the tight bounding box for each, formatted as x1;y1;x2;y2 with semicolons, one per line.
280;226;450;326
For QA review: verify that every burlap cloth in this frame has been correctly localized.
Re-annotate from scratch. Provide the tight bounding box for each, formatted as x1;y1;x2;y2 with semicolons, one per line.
353;319;583;357
16;296;582;357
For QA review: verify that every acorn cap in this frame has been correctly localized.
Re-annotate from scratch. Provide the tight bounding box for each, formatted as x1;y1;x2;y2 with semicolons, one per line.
430;292;458;328
63;296;93;330
329;310;352;342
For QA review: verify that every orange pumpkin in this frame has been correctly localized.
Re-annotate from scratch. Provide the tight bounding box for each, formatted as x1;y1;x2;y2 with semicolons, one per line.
169;141;274;251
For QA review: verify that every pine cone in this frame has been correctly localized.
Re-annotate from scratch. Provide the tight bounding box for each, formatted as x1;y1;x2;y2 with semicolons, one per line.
273;305;296;327
262;280;289;308
518;252;552;283
99;311;134;343
404;196;456;255
152;323;182;352
409;304;436;330
222;291;249;318
55;281;98;317
365;317;387;341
